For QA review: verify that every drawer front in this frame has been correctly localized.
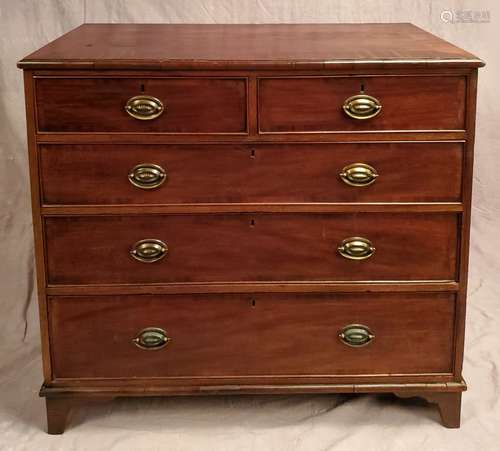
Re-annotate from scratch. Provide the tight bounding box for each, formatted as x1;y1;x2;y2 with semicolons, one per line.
45;213;458;285
258;76;466;133
40;142;463;205
35;77;247;133
49;292;455;379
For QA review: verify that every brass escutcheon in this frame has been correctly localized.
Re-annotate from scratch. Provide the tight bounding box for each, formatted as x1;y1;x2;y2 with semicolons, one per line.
343;94;382;120
133;327;171;350
125;95;164;120
339;324;375;347
128;163;167;190
339;163;378;187
338;237;375;260
130;239;168;263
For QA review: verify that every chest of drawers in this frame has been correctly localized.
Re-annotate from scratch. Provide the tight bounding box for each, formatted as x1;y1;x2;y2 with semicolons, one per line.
18;23;483;433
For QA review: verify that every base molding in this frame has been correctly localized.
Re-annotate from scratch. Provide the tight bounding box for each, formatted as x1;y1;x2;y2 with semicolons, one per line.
40;379;466;434
40;380;466;397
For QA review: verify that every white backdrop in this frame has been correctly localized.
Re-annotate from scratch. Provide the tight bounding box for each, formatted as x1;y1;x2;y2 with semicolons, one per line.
1;1;499;449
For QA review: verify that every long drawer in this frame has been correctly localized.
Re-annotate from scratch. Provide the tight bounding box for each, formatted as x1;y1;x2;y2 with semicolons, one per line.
49;292;456;379
258;76;466;132
44;213;458;285
40;142;463;205
35;77;248;133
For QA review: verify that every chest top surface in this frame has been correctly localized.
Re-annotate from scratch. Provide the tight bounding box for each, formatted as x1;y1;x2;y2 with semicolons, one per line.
18;23;483;70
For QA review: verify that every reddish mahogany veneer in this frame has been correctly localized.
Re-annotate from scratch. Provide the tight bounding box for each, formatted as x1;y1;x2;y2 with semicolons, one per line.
44;213;459;285
19;23;482;432
258;76;466;133
40;142;463;205
36;77;248;133
49;293;455;379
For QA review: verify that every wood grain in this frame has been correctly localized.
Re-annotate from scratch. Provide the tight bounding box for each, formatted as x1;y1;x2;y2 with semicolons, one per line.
258;76;466;132
394;391;462;428
44;213;459;285
18;23;482;431
35;77;247;133
45;398;73;435
40;380;467;396
18;24;484;71
453;69;479;379
23;71;53;382
48;292;456;379
45;281;460;296
41;203;464;215
40;142;463;205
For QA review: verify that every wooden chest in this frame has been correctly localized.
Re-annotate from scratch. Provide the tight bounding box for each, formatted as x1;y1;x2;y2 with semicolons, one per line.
18;23;483;433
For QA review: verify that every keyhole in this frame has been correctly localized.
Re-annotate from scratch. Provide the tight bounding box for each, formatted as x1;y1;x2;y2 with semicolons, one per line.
250;148;256;159
250;298;256;308
140;83;145;93
360;82;365;93
250;218;255;227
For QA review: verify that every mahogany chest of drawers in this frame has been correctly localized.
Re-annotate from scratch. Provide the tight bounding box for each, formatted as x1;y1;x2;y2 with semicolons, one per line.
18;23;483;433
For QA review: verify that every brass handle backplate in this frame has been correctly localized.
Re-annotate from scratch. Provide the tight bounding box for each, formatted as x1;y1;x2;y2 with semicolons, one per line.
339;163;378;187
338;237;375;260
130;239;168;263
339;324;375;347
125;95;164;120
133;327;171;350
343;94;382;120
128;163;167;190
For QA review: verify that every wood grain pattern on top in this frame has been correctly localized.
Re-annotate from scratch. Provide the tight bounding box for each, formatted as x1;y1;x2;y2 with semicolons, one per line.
18;23;484;70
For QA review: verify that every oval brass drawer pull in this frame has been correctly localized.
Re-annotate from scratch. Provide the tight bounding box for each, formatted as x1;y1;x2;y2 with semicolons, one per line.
133;327;171;350
128;163;167;190
338;237;375;260
339;324;375;347
339;163;378;187
343;94;382;120
125;95;164;120
130;239;168;263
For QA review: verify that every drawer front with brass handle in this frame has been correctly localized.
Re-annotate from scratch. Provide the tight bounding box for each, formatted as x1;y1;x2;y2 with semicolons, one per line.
44;213;458;285
35;77;247;133
48;292;455;379
39;142;463;205
133;327;171;350
258;76;466;133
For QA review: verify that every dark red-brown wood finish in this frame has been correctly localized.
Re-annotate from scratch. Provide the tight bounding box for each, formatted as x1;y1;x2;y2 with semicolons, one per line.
44;213;459;285
18;23;482;70
40;143;464;204
49;293;456;379
258;76;466;132
36;77;248;133
18;23;483;433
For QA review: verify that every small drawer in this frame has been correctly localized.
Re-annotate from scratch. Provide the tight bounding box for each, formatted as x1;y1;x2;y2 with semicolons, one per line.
40;142;463;205
35;77;247;133
44;213;458;285
49;292;456;379
258;76;466;133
